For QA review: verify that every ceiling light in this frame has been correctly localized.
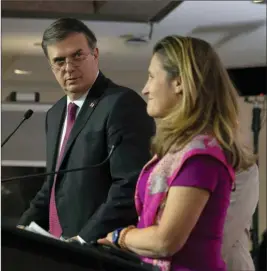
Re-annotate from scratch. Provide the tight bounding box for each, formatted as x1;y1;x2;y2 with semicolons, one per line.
120;22;154;46
252;0;266;3
14;69;32;75
120;34;150;46
33;42;42;46
126;37;149;45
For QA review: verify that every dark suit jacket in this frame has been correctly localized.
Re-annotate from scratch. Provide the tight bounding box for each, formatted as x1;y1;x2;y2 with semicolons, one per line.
19;72;155;242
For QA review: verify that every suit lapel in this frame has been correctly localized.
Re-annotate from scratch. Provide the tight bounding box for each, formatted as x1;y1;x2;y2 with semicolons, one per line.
58;71;109;169
48;97;66;172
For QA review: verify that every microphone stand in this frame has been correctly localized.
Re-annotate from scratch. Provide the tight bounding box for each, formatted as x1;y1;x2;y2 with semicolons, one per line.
244;96;265;263
1;109;34;148
1;142;120;183
2;118;27;148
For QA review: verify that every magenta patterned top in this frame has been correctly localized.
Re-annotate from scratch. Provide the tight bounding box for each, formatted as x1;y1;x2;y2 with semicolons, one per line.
137;155;232;271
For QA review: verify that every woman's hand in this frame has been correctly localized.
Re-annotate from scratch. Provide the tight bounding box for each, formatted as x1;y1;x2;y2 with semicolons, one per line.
97;231;117;248
98;227;166;257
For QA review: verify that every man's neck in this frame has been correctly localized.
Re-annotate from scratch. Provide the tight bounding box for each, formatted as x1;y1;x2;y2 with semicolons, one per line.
68;92;86;101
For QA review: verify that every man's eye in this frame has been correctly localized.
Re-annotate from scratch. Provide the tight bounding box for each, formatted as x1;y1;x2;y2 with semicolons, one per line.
75;52;83;58
55;60;65;66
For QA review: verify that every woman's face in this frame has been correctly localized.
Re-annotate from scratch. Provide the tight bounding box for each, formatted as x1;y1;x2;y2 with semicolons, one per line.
142;53;181;118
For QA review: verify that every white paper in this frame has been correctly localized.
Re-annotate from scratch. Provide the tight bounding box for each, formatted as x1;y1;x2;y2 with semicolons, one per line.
25;222;61;240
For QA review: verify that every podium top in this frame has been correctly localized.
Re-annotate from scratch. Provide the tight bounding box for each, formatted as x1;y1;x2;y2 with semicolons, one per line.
2;225;159;271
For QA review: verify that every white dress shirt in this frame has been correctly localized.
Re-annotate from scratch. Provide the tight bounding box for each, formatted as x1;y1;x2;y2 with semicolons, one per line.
222;164;259;270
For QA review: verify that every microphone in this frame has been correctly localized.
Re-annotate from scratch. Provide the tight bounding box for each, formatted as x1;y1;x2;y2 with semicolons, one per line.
1;135;123;183
1;109;34;148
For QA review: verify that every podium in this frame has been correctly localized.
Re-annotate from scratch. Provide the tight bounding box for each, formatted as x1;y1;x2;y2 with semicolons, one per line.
2;224;159;271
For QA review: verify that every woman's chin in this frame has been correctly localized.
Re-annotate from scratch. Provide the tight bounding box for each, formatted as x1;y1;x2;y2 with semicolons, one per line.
147;107;160;118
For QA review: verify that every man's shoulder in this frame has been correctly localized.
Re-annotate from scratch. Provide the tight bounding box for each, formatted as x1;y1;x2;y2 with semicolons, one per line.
46;96;66;115
46;78;145;115
103;80;145;107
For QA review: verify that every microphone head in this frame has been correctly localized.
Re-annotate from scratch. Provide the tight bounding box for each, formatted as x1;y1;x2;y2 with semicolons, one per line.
24;109;34;119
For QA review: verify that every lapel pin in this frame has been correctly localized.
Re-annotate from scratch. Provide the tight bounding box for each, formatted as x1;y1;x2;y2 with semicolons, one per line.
90;102;95;108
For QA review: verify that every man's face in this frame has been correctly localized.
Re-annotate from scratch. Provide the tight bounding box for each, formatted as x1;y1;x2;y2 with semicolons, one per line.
47;32;99;100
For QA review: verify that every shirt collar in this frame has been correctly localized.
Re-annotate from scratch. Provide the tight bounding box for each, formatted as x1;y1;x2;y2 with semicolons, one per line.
67;90;88;109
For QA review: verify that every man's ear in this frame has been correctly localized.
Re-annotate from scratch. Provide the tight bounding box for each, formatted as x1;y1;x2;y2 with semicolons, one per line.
93;47;99;59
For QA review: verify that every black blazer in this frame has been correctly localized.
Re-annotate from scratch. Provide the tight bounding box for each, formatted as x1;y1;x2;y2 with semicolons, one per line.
19;72;155;242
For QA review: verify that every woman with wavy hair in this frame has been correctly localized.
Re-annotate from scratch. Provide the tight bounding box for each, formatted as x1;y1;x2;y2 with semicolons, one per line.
98;35;255;271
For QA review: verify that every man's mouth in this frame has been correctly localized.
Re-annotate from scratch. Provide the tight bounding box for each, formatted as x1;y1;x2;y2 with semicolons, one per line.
67;77;78;81
66;77;80;84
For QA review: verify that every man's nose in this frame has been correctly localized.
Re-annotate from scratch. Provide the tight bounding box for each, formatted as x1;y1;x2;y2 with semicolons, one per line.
65;59;75;73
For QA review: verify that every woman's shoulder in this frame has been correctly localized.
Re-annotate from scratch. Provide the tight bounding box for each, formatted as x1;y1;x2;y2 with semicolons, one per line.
175;135;228;167
179;154;229;178
171;154;230;191
183;154;227;167
181;134;223;155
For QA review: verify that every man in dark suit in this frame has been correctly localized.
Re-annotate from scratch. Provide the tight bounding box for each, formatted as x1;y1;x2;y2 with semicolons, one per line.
18;18;155;243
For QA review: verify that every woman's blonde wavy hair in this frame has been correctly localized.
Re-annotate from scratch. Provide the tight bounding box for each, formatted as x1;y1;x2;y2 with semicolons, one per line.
151;35;255;171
